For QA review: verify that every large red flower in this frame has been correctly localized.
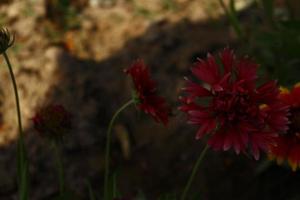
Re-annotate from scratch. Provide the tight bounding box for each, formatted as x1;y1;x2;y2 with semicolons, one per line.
269;83;300;170
125;60;169;125
179;48;289;159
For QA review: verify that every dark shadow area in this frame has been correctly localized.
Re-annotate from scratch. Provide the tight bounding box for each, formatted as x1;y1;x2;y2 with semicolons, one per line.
0;10;299;200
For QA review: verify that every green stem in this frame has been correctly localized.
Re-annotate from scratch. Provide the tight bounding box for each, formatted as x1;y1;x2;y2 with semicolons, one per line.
53;141;65;197
104;99;134;200
3;52;23;135
218;0;244;41
3;52;28;200
180;144;209;200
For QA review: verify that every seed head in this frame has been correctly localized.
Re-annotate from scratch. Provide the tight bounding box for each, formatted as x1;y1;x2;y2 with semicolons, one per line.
0;28;14;54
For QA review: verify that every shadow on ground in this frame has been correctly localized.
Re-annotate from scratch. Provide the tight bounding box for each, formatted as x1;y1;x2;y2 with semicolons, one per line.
0;14;299;200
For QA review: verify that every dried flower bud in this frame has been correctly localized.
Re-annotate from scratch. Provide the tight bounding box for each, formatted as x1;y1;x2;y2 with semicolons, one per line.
32;104;72;141
0;28;14;54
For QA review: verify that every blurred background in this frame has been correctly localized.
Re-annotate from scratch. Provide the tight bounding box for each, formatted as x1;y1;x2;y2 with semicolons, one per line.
0;0;299;199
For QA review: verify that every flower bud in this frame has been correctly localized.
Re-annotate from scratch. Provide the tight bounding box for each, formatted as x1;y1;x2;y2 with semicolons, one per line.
0;28;14;54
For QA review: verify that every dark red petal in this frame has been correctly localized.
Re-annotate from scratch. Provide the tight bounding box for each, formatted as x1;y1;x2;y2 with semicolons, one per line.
192;55;220;85
183;80;211;97
259;102;290;132
232;133;244;154
208;131;225;151
125;60;170;125
236;58;258;81
139;95;169;125
291;84;300;106
236;58;258;90
187;110;212;125
271;136;290;158
195;119;216;139
251;143;260;160
220;48;234;73
256;81;279;103
178;96;203;112
288;144;300;170
279;90;295;105
250;131;277;160
223;131;233;151
221;128;246;153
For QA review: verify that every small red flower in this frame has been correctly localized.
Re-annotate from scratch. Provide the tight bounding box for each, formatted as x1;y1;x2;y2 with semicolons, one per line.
269;83;300;170
124;60;169;125
179;48;289;159
32;104;72;140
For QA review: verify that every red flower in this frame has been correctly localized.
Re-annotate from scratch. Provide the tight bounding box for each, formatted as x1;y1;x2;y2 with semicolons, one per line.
32;104;72;140
125;60;169;125
179;48;289;159
269;83;300;170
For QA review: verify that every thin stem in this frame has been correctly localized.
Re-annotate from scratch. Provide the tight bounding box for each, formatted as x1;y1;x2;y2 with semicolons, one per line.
104;99;134;200
3;52;28;200
3;52;23;135
53;141;65;197
180;144;209;200
218;0;244;41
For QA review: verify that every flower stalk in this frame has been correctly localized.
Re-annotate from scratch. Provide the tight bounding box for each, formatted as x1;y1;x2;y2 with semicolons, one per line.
180;144;209;200
104;99;134;200
32;104;72;198
218;0;245;41
103;60;169;199
2;50;28;200
53;141;65;197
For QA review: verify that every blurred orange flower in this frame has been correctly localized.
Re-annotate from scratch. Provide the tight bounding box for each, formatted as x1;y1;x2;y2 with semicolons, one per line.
270;83;300;171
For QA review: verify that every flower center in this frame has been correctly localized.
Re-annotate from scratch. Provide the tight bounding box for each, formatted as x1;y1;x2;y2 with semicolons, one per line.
212;90;254;124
